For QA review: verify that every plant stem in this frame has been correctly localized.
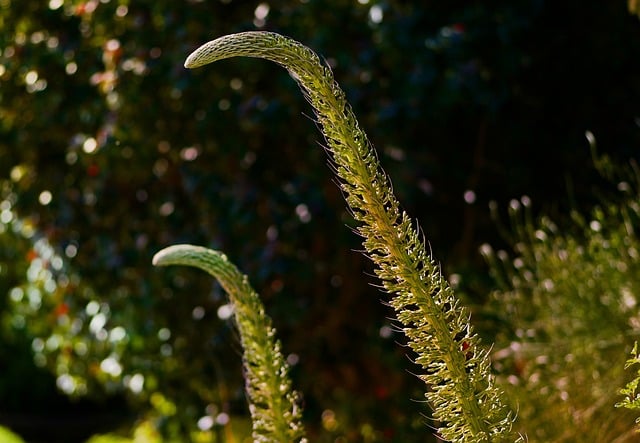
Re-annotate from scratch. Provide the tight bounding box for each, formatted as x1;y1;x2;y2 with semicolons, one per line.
153;245;306;443
184;31;521;442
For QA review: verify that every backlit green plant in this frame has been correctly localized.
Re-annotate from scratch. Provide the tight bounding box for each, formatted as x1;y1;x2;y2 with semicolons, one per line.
153;245;305;442
156;31;522;442
481;150;640;441
618;342;640;430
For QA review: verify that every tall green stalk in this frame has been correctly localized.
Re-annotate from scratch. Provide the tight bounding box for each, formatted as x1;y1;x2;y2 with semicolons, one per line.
153;245;306;442
177;31;521;441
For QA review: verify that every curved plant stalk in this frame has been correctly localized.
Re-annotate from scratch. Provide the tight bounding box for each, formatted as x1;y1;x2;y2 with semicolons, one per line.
153;245;306;443
183;31;521;442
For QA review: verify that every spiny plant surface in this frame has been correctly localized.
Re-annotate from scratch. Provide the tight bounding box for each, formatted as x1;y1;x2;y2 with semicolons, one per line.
153;245;305;442
159;31;522;442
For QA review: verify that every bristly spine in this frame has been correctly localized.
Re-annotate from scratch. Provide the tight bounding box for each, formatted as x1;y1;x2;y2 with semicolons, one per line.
180;31;522;442
153;245;306;443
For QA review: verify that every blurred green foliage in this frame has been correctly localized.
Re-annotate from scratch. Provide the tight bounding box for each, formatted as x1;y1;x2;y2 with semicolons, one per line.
1;0;640;441
480;152;640;442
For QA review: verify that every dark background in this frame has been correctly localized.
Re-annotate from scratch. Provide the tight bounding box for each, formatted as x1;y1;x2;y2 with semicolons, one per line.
1;1;639;441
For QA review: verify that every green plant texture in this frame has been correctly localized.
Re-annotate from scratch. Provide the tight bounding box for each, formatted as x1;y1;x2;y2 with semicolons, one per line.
2;2;640;441
481;150;640;442
153;245;305;442
162;31;521;442
618;342;640;429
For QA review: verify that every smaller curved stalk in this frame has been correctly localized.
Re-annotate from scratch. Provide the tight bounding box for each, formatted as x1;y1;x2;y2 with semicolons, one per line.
153;244;306;443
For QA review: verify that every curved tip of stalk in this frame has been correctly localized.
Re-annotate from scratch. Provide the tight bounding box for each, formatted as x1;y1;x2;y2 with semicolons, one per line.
184;31;283;69
184;50;201;69
152;244;200;267
184;36;232;69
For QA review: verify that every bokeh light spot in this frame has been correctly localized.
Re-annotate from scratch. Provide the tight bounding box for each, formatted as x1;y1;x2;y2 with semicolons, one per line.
379;325;393;338
83;137;98;154
254;3;269;27
159;201;175;216
180;146;199;161
116;5;128;17
56;374;76;394
38;190;52;205
295;203;311;223
65;243;78;258
158;327;171;341
197;415;214;431
286;353;300;366
86;300;100;316
217;303;234;320
215;412;230;426
100;356;123;377
369;5;383;23
109;326;127;342
192;306;205;320
463;190;476;204
25;70;38;85
127;373;145;394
